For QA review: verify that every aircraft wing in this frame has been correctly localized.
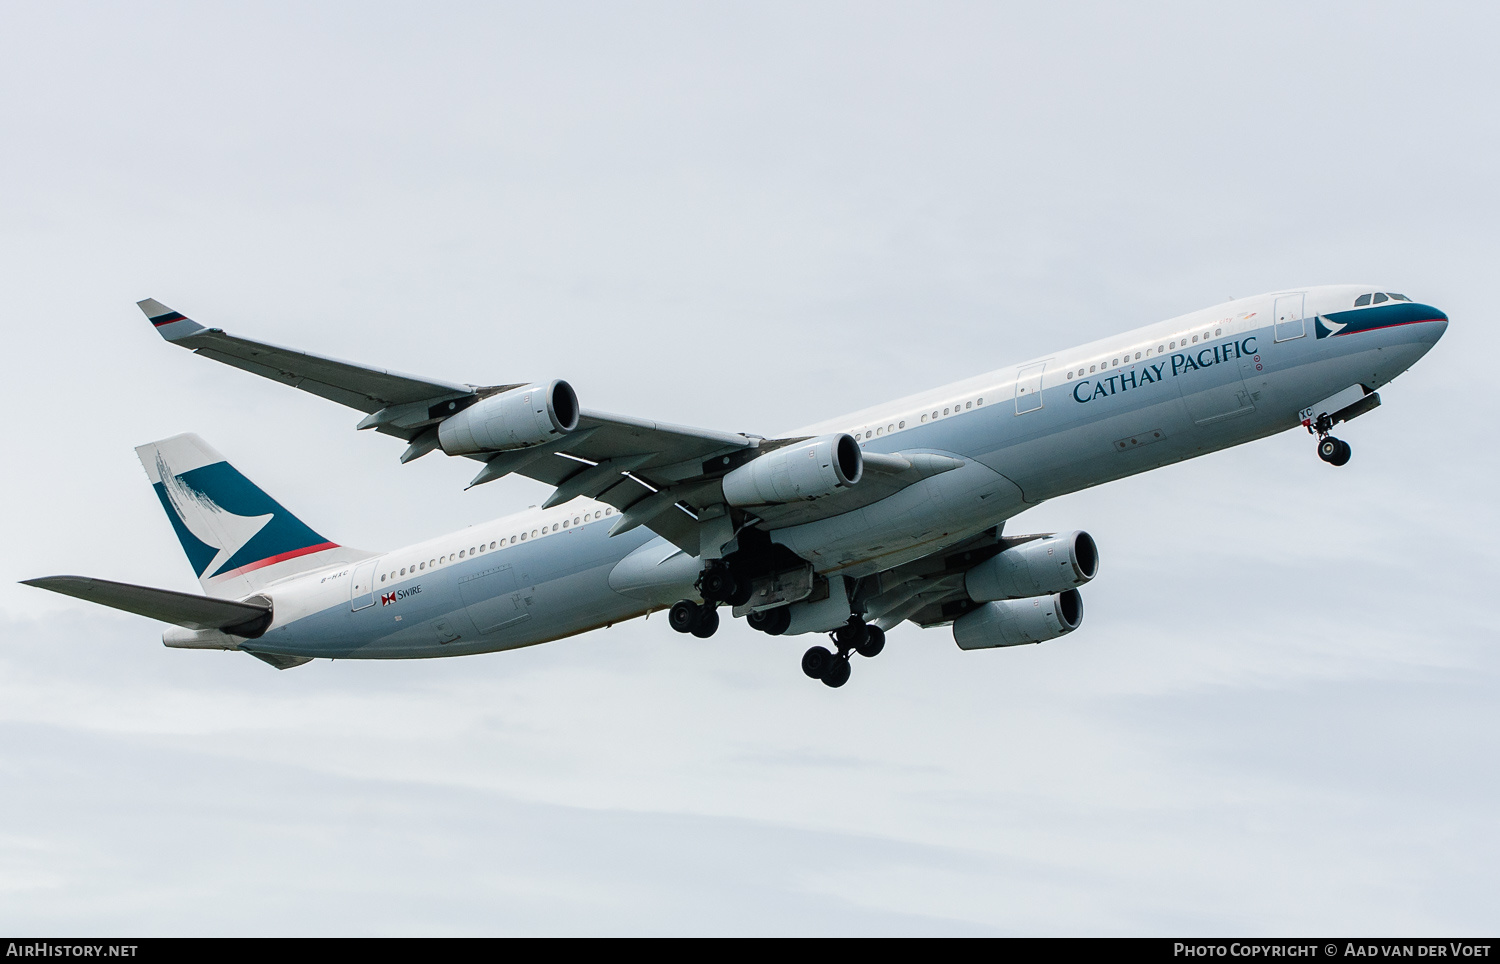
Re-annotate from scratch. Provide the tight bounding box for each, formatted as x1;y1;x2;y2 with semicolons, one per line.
138;299;959;554
138;298;500;429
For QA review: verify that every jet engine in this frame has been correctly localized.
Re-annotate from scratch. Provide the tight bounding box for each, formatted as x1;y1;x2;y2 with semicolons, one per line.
721;434;863;506
952;590;1083;650
964;530;1098;602
438;380;580;456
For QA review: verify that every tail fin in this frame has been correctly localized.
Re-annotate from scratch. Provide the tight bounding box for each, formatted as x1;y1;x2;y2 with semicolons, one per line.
137;434;369;597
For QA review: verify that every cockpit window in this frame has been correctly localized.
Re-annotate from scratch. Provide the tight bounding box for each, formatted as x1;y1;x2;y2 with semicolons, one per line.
1354;293;1372;306
1372;293;1389;304
1388;293;1410;301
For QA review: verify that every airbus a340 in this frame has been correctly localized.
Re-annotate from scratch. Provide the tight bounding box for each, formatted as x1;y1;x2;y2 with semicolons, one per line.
26;287;1447;687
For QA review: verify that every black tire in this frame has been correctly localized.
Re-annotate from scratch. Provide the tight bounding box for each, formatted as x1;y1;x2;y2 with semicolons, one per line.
690;606;720;638
833;618;869;650
801;645;834;679
668;600;701;634
699;568;733;603
726;574;754;607
821;657;851;688
855;625;886;658
1331;438;1352;466
1318;437;1341;463
747;607;791;636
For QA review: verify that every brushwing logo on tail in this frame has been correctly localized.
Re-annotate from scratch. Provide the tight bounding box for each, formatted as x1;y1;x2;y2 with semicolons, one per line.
150;453;336;581
156;454;274;580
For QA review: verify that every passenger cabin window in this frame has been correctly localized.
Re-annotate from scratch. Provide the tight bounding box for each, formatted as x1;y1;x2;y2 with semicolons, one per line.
1355;293;1372;306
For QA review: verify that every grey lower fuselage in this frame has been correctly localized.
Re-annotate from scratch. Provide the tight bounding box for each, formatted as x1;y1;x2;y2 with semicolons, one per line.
244;285;1447;661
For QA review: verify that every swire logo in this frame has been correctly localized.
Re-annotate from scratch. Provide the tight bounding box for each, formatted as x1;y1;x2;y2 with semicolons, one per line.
381;585;421;606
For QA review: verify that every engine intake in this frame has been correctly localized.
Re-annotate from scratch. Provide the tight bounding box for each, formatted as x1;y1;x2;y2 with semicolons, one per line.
964;530;1098;602
721;434;862;506
438;380;579;456
952;590;1083;650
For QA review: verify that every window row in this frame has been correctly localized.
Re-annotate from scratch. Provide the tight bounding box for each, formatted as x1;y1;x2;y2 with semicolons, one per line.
853;395;987;438
1064;327;1224;380
378;507;616;583
921;397;983;423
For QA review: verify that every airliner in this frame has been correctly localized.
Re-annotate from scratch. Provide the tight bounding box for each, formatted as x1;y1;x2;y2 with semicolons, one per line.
25;286;1447;687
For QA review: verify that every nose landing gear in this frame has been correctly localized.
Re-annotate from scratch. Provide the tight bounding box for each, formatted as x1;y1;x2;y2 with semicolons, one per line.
1317;436;1352;466
1309;413;1352;466
801;618;886;688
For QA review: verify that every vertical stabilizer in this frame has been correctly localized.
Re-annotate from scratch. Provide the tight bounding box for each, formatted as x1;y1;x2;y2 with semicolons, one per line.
136;434;369;597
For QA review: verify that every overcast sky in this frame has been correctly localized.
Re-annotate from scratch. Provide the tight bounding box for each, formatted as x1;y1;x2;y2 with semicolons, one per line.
1;1;1496;935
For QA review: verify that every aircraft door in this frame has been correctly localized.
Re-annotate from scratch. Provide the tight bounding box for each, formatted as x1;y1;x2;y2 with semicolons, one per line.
350;561;377;611
1274;293;1306;342
1015;363;1046;414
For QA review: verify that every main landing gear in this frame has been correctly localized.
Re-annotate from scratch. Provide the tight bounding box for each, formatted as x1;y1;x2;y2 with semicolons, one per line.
1309;413;1352;467
801;617;886;689
668;599;719;638
668;561;756;640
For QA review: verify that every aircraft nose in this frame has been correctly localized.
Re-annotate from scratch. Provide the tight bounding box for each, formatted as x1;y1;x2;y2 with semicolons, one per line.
1414;305;1449;345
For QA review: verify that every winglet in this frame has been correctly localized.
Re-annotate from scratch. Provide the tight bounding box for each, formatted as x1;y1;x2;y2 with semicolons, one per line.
137;298;206;342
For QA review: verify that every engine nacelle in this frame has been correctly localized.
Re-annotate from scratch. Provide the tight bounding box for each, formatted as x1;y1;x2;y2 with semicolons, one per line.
721;434;862;507
952;590;1083;650
964;530;1098;602
438;380;580;456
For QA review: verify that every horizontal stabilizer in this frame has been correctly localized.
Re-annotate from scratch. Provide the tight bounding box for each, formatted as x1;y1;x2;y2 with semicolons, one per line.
22;576;272;636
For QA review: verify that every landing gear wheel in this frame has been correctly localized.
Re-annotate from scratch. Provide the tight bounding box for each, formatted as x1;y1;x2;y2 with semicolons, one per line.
698;567;733;603
832;617;870;650
690;606;720;638
802;645;834;679
821;657;852;688
748;607;791;636
726;577;753;608
1318;436;1352;466
855;624;885;658
668;600;702;634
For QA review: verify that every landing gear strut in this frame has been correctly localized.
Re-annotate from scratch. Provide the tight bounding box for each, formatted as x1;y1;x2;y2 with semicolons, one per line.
801;618;886;688
1309;413;1352;466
